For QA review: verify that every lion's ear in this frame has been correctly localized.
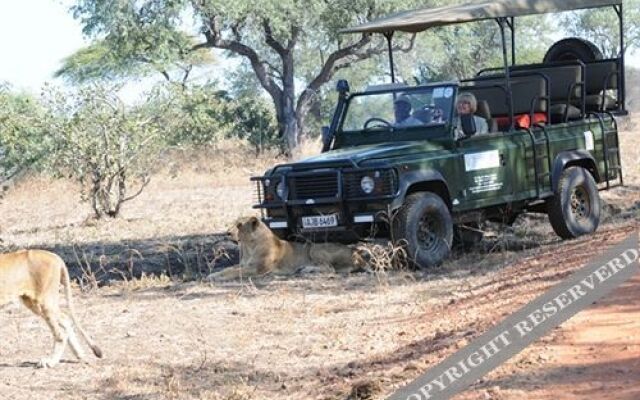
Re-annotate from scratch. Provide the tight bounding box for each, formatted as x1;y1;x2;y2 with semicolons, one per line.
249;216;259;230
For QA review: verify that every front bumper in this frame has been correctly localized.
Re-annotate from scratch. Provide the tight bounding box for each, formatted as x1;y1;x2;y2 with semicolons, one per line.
252;167;398;240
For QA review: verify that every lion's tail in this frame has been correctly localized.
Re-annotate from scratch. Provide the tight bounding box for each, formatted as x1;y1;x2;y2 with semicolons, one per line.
59;259;103;358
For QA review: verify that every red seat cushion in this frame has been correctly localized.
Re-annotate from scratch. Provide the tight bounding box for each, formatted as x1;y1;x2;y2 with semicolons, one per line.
494;113;547;129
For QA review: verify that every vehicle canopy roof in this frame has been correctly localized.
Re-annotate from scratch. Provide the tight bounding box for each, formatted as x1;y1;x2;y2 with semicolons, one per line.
341;0;622;34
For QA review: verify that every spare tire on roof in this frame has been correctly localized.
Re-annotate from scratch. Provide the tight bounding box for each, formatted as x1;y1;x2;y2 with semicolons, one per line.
543;38;604;64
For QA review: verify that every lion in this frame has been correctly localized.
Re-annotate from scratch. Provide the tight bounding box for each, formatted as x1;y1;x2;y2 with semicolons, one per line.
0;249;103;368
209;216;359;280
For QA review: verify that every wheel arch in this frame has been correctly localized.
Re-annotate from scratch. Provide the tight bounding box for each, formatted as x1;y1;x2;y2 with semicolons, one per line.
551;150;601;192
392;170;452;211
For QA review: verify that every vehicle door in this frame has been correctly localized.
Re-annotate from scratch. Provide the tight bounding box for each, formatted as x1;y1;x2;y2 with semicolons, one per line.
456;131;518;208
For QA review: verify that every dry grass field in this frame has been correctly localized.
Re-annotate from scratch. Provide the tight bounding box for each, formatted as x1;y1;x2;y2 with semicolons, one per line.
0;117;638;399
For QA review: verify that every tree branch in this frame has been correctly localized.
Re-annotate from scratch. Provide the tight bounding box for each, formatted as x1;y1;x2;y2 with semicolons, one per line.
296;33;416;114
199;15;283;103
263;19;287;56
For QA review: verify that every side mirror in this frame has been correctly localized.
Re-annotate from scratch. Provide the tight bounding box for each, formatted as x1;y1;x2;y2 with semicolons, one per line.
321;126;332;153
460;114;477;138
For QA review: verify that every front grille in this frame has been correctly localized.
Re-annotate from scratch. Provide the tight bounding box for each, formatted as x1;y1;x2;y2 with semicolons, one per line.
290;172;339;200
344;170;396;198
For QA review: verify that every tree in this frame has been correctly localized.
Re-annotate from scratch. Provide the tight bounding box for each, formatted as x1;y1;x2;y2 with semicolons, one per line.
70;0;424;152
55;33;215;88
395;15;553;83
41;85;164;219
0;85;47;185
562;2;640;58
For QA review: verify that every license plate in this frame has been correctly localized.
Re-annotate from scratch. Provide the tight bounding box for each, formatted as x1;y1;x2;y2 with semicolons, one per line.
302;214;338;229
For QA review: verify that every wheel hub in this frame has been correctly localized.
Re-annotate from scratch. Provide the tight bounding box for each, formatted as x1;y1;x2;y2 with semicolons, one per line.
417;213;442;251
570;186;591;220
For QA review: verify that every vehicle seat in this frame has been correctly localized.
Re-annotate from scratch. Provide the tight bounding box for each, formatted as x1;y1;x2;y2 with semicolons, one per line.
581;60;619;112
475;100;498;132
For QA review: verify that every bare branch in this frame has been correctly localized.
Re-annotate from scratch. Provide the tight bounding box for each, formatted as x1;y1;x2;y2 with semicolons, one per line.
122;175;151;203
200;15;283;103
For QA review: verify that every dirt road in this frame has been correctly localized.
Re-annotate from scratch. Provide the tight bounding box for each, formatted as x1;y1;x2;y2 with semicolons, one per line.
1;221;638;400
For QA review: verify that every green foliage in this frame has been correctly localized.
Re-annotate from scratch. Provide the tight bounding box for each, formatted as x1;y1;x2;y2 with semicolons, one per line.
395;15;553;84
150;83;232;146
562;2;639;58
60;1;214;84
148;82;279;153
225;96;280;154
54;41;148;84
0;86;48;181
40;85;164;218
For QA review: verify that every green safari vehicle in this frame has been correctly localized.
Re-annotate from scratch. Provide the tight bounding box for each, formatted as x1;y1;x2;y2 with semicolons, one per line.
252;0;628;268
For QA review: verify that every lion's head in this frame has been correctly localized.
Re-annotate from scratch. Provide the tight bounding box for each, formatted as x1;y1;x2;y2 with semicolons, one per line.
227;216;271;243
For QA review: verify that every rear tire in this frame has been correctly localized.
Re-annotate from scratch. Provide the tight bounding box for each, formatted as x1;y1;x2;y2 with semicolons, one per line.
393;192;453;269
547;167;601;239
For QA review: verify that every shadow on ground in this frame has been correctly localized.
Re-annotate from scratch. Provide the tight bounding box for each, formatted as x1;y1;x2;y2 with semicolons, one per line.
37;233;240;284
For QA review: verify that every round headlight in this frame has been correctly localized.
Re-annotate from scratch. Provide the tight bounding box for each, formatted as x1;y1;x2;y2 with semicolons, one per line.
360;176;375;194
276;180;286;199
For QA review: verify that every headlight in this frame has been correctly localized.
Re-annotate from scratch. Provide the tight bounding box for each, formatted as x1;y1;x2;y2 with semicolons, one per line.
276;180;286;199
360;176;375;194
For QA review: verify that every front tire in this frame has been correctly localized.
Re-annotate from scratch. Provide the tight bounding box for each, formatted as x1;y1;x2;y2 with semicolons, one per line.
547;166;601;239
393;192;453;269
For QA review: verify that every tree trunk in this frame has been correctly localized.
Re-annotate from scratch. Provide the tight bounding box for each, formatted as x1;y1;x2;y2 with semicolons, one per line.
279;51;299;151
274;90;300;152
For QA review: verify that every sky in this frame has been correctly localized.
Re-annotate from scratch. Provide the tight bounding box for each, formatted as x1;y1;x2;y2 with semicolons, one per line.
0;0;226;102
0;0;86;93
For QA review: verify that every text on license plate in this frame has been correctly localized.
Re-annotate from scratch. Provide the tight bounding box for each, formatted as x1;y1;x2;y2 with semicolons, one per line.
302;214;338;229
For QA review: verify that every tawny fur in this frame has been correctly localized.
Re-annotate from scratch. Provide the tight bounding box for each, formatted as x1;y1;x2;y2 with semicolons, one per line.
210;217;357;280
0;250;103;368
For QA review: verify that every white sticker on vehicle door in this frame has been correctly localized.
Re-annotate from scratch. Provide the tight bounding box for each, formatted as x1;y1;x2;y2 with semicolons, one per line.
584;130;595;151
470;173;504;194
464;150;501;171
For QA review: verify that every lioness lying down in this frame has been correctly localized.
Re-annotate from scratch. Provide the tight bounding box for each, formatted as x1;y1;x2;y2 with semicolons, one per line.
0;250;103;368
210;217;358;280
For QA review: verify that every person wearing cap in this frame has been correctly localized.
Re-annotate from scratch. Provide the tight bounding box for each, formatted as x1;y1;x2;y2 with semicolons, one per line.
455;92;489;139
394;95;423;128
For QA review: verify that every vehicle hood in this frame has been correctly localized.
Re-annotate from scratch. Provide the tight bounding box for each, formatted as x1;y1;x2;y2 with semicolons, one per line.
297;141;447;166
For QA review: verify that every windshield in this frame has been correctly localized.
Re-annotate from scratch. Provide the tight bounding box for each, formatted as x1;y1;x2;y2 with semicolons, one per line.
341;85;456;133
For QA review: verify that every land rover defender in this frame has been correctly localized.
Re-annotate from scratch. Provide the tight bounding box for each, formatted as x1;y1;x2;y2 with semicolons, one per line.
252;0;627;268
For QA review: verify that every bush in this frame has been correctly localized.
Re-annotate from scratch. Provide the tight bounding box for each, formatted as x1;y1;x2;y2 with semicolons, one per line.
150;83;280;154
40;84;164;218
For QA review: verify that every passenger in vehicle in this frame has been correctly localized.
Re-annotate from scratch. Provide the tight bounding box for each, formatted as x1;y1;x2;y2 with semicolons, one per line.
455;92;489;139
394;95;423;128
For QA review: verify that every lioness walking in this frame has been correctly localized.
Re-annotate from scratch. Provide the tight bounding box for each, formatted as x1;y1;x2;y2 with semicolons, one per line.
0;250;103;368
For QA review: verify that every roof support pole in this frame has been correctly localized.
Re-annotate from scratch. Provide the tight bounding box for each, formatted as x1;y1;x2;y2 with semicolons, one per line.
384;32;396;83
615;4;626;113
496;18;514;130
507;17;516;65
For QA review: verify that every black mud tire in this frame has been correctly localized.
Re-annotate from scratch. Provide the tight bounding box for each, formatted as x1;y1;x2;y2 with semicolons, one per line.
543;38;603;64
393;192;453;269
547;166;601;239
